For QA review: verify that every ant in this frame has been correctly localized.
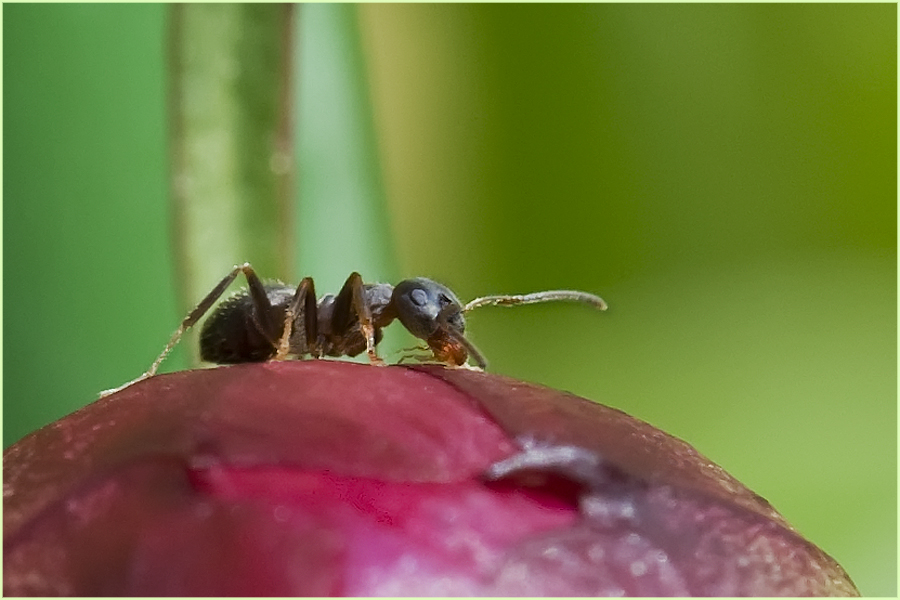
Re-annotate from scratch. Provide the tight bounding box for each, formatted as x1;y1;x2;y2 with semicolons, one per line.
101;263;607;396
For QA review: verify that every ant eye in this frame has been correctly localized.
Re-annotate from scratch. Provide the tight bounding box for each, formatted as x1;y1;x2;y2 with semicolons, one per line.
410;288;428;307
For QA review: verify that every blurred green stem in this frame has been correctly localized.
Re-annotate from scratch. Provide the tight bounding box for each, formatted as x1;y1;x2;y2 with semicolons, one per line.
168;4;294;365
294;4;399;356
295;4;394;290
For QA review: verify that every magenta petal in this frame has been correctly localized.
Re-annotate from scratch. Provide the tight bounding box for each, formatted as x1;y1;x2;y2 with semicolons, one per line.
418;365;788;526
195;466;577;596
4;459;345;596
4;361;858;596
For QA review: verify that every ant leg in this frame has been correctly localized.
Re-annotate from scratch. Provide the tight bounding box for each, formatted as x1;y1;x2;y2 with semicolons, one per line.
242;265;278;340
274;277;317;360
100;263;270;397
332;272;384;365
395;344;431;365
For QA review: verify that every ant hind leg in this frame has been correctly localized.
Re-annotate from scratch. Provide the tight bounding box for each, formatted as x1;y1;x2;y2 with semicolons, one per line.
100;262;270;397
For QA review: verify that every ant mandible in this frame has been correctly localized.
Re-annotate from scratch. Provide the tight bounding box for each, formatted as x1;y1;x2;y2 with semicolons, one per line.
102;263;607;396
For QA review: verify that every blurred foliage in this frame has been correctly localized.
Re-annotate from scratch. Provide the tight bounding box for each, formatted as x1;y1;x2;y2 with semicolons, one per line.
296;4;394;292
3;4;895;595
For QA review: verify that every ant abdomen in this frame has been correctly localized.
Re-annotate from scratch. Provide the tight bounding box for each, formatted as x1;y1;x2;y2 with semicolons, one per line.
199;284;297;364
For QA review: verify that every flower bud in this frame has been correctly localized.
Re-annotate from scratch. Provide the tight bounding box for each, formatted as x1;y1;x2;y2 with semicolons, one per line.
3;361;858;596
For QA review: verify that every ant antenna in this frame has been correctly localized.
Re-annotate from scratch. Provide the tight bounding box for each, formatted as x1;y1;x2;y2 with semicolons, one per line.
464;290;608;313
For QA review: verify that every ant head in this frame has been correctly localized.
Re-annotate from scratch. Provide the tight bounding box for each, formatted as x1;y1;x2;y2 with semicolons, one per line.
392;278;483;368
392;278;466;339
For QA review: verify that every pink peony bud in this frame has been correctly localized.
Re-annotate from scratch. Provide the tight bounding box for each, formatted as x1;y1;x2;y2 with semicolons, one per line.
3;361;858;596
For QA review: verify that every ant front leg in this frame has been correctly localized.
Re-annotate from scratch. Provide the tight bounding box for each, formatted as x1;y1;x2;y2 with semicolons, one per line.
100;263;271;397
332;272;385;365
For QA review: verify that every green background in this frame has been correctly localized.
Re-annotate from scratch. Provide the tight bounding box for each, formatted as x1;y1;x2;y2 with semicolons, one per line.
3;4;895;595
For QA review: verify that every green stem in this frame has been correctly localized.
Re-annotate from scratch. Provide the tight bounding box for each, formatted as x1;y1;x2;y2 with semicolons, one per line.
168;4;294;365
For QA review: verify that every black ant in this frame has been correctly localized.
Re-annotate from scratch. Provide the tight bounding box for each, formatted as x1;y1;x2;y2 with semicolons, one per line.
101;263;607;396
